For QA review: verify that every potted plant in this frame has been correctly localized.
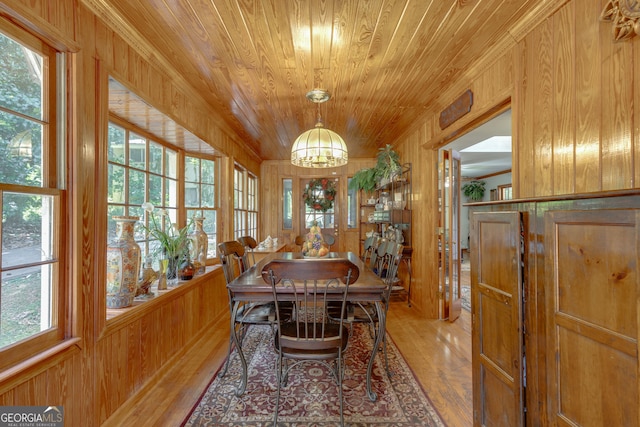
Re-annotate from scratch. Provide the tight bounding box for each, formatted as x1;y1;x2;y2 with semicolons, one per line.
349;167;378;194
461;180;486;201
374;144;402;185
350;144;403;193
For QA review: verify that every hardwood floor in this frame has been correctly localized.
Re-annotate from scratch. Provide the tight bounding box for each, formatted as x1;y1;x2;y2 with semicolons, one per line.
103;303;472;426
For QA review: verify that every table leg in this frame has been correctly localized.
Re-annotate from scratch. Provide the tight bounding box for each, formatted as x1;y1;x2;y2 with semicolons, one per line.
366;300;386;401
404;256;412;307
230;300;248;396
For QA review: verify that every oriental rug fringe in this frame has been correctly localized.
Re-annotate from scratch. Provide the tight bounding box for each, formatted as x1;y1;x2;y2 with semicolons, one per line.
182;323;445;426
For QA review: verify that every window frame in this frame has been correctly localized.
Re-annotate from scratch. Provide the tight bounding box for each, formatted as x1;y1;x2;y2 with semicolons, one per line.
105;114;223;315
0;20;68;370
184;154;219;259
233;164;258;240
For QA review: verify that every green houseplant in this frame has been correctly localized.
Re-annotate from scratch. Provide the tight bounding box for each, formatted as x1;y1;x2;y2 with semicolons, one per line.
375;144;402;184
349;167;378;194
350;144;403;193
462;180;486;201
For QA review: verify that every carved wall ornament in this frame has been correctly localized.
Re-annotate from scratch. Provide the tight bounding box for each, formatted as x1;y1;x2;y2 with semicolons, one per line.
600;0;640;41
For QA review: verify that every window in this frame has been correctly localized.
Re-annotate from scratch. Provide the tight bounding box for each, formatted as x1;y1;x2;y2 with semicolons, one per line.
347;178;357;228
282;179;292;229
233;165;258;239
107;122;178;264
185;155;217;257
498;184;512;200
0;23;66;369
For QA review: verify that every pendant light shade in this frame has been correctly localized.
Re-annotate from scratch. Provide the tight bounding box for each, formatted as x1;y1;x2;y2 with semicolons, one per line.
291;89;348;168
291;122;348;168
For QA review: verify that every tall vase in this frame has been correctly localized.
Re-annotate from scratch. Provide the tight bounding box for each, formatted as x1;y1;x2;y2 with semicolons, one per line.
189;216;208;275
106;216;141;308
165;253;180;287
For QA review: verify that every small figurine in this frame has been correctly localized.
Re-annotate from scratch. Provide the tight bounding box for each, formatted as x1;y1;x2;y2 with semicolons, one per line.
137;256;158;296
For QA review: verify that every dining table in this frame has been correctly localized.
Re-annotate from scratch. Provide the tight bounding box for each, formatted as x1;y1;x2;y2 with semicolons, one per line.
226;251;388;401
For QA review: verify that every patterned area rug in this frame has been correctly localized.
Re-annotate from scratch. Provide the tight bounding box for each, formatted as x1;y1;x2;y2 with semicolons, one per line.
183;323;445;426
461;285;471;312
461;260;471;312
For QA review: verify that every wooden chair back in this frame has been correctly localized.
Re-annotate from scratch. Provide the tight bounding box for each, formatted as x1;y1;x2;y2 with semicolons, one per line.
217;240;247;284
381;243;404;298
238;235;258;267
361;235;374;262
294;235;305;247
367;237;382;271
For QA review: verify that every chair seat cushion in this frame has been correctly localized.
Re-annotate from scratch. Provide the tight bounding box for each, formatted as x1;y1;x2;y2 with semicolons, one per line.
276;322;349;359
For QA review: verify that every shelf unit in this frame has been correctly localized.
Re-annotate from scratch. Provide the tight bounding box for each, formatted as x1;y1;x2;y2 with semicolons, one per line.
358;163;412;303
358;163;412;249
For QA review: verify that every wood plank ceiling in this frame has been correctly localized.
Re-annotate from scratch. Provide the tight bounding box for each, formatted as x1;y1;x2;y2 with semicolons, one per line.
90;0;544;160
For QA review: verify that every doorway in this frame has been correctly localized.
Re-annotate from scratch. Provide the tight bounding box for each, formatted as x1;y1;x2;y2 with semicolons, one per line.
438;107;513;316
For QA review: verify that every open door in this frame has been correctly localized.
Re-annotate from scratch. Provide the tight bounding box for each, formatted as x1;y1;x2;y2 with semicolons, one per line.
438;149;461;321
299;177;340;250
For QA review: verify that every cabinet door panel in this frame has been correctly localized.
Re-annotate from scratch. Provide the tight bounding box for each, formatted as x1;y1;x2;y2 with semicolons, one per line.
545;209;639;426
471;211;524;427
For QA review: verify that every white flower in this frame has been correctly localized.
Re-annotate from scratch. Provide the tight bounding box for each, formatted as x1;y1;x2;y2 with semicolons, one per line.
142;202;154;212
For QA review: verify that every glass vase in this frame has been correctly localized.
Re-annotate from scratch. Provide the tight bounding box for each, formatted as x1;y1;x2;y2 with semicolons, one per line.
166;254;180;287
189;216;208;275
106;216;141;308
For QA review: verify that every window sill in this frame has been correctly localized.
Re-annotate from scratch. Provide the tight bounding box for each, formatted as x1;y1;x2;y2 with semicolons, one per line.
104;265;223;333
0;337;82;389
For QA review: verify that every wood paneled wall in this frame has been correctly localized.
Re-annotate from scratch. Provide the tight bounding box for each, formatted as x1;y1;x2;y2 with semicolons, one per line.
96;270;227;423
393;39;517;317
516;0;639;196
1;0;639;425
392;0;640;317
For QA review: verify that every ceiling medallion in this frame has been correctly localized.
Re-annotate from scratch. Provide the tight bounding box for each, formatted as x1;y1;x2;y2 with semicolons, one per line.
305;88;331;103
600;0;640;41
291;89;348;168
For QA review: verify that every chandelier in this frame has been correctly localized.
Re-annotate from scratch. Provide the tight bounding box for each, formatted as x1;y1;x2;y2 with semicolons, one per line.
291;89;348;168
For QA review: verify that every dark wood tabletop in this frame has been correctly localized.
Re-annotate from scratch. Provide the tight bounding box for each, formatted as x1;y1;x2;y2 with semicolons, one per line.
227;252;386;302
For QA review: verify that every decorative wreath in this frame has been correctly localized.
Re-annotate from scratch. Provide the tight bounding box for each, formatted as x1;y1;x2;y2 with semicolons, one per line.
302;178;336;212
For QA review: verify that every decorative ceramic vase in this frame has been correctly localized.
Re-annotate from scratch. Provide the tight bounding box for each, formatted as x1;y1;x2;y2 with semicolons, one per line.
106;216;141;308
189;216;208;275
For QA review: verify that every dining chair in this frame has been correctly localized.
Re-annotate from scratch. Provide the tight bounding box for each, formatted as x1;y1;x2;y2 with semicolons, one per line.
262;258;359;427
218;240;276;378
361;235;377;264
329;243;403;376
237;235;258;268
322;233;335;250
294;235;305;248
369;238;387;274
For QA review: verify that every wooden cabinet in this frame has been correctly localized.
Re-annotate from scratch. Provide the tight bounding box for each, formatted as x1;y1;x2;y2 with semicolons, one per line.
470;192;640;426
470;211;525;426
